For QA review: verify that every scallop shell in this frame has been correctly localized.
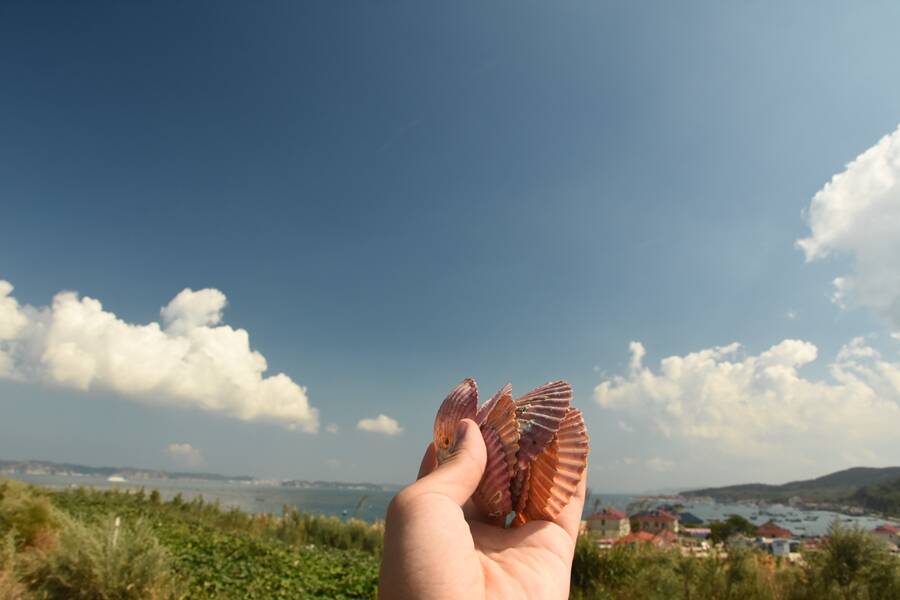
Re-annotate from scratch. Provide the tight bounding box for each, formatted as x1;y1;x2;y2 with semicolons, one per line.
474;427;514;519
514;381;572;466
477;384;519;476
516;407;589;524
434;378;478;428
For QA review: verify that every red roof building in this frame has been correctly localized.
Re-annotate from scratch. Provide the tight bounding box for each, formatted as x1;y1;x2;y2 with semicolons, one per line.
587;507;631;539
615;530;676;547
756;520;793;538
588;508;627;521
634;509;679;534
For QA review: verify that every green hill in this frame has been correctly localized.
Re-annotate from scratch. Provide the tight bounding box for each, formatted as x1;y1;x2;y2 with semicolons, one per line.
854;477;900;516
683;466;900;510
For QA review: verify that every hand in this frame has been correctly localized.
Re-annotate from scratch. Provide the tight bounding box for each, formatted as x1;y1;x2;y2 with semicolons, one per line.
378;418;586;599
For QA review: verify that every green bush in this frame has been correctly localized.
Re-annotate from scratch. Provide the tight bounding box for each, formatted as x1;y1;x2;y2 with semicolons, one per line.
793;523;900;600
26;514;182;599
0;480;59;548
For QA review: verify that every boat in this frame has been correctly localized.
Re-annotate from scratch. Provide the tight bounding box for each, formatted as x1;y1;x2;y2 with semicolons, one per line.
106;475;126;483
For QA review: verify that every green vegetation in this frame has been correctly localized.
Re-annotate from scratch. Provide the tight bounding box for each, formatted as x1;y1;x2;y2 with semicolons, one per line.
571;524;900;600
4;478;899;599
708;515;757;544
684;467;900;511
854;478;900;517
0;479;381;599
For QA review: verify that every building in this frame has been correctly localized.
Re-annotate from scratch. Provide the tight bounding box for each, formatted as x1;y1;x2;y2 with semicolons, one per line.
586;508;630;540
615;530;675;547
633;509;679;534
871;524;900;550
756;520;793;538
770;538;792;557
683;527;711;539
678;512;704;526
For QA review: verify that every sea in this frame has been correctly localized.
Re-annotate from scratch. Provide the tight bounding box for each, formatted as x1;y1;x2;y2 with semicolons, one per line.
11;474;898;537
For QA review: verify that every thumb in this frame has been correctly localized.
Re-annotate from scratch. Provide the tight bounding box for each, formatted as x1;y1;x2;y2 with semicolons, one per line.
413;419;486;506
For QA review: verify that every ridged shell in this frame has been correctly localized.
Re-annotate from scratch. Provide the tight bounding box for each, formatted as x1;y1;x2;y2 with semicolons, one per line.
434;378;478;430
474;427;514;519
477;384;519;476
515;381;572;466
516;407;589;524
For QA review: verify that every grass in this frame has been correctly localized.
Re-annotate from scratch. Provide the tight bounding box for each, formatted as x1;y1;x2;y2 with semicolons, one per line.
0;479;381;599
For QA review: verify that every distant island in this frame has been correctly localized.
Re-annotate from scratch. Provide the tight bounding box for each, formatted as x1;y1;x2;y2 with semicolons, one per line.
683;466;900;517
0;459;399;491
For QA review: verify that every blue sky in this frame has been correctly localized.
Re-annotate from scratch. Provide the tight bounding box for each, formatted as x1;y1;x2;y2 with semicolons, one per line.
2;1;900;492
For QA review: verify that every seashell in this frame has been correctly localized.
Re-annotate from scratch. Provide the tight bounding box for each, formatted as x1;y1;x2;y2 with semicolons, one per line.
517;408;589;524
477;384;519;476
432;378;589;527
474;427;514;519
436;378;478;425
433;379;478;455
514;381;572;466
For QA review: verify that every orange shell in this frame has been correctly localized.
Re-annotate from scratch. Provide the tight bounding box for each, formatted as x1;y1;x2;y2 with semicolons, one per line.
478;384;519;476
515;381;572;465
474;427;514;518
517;407;589;524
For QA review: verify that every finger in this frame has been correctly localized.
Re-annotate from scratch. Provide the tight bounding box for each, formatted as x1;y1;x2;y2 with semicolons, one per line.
416;442;437;480
554;468;587;544
408;418;486;507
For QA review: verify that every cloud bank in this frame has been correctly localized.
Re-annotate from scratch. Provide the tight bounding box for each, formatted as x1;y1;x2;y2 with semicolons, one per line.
0;281;319;432
797;124;900;329
356;414;403;436
165;443;205;468
595;339;900;469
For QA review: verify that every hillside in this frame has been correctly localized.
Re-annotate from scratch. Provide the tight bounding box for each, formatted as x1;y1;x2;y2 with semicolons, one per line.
854;477;900;516
683;466;900;506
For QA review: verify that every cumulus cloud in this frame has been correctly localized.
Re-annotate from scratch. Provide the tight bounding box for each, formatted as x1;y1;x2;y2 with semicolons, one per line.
356;414;403;436
617;420;634;433
595;339;900;464
165;443;205;468
0;280;319;432
325;423;339;434
797;125;900;328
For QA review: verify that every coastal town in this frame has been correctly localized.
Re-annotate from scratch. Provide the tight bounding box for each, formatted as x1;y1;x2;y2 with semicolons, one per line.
582;504;900;563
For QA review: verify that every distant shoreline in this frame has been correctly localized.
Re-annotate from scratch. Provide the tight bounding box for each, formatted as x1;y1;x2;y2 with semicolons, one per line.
0;458;400;491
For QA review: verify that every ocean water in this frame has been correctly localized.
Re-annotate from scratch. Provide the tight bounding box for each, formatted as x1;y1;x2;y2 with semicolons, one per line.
10;474;897;536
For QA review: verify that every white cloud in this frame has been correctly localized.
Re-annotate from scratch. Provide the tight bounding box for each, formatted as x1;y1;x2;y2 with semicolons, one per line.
595;339;900;466
325;423;339;434
628;341;646;372
0;280;319;432
356;414;403;436
617;420;634;433
165;443;205;468
797;125;900;328
645;457;675;473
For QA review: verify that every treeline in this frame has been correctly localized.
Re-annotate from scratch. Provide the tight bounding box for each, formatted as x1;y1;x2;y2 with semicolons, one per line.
571;526;900;600
855;478;900;517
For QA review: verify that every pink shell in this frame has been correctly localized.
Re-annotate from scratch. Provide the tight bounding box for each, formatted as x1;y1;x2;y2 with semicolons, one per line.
517;407;589;524
515;381;572;466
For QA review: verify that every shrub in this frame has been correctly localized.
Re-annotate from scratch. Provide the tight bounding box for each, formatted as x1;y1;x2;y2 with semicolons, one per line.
798;522;900;600
0;481;60;548
26;514;182;599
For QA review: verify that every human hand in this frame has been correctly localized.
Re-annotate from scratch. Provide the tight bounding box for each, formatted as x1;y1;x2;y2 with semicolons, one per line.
378;418;586;599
